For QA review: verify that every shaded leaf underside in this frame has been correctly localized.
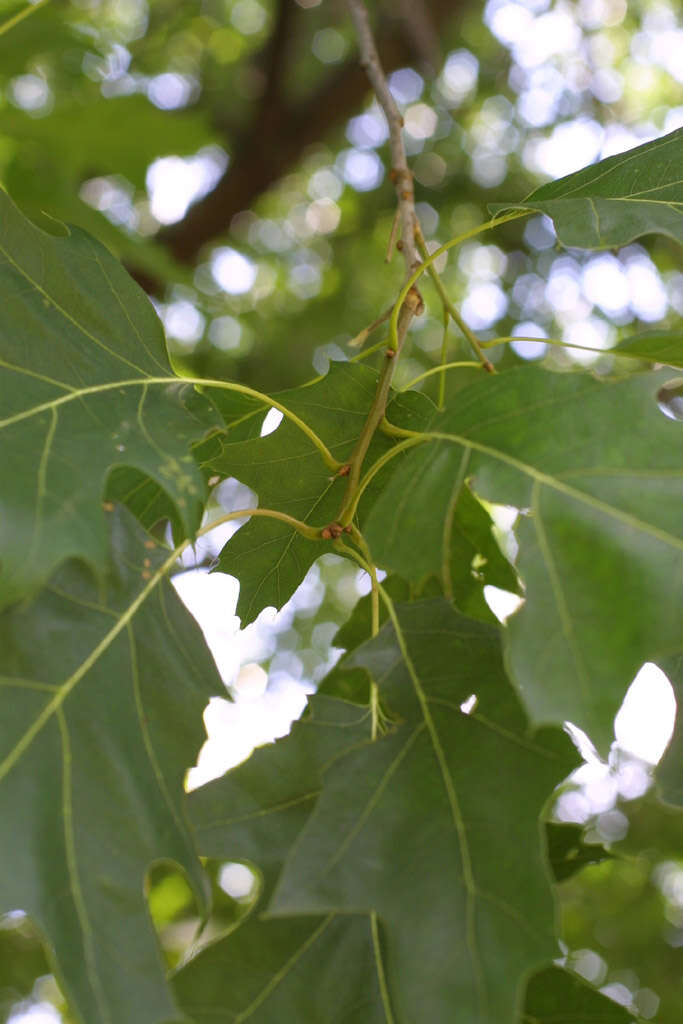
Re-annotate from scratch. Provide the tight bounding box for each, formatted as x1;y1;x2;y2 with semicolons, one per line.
507;126;683;249
0;190;219;607
365;365;683;752
272;601;577;1024
0;507;222;1024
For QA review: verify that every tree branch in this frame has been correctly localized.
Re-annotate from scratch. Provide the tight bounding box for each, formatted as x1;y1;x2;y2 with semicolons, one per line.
347;0;418;275
158;0;464;269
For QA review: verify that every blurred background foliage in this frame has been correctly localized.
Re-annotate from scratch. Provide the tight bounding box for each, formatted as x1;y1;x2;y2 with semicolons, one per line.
1;0;682;1020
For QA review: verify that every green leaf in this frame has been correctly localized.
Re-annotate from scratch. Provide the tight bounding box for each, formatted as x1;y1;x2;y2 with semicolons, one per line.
178;697;383;1021
0;506;222;1024
359;466;518;605
0;95;216;192
545;823;613;883
173;913;387;1024
272;599;576;1024
616;794;683;860
367;365;683;752
497;127;683;249
616;330;683;370
656;654;683;806
206;362;423;624
525;966;639;1023
0;191;220;607
189;694;373;899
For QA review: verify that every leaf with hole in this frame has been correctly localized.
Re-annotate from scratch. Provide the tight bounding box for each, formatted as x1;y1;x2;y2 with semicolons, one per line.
189;694;373;899
272;599;576;1024
173;913;387;1024
365;365;683;753
0;506;221;1024
205;362;429;624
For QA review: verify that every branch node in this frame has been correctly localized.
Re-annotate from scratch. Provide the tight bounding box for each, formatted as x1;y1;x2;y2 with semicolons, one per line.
321;522;346;540
405;284;425;316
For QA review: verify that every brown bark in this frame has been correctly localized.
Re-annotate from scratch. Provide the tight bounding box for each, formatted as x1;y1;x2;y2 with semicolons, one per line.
158;0;464;268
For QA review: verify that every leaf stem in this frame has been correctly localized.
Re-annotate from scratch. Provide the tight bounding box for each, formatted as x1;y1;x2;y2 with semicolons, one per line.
414;225;494;373
190;377;342;472
0;0;51;37
336;307;414;525
400;361;482;392
438;306;449;410
194;507;323;543
388;210;529;353
1;375;342;474
481;334;627;360
350;527;380;639
348;336;392;363
371;911;396;1024
332;533;383;738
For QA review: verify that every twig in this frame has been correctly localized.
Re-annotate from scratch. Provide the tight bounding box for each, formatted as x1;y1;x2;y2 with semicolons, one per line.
348;305;394;348
385;207;401;262
347;0;419;277
336;303;414;525
328;0;424;535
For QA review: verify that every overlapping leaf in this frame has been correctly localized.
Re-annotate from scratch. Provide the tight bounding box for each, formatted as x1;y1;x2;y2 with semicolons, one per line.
204;362;429;624
0;191;220;607
174;696;385;1022
173;913;387;1024
359;465;519;605
525;966;638;1023
0;506;222;1023
500;127;683;249
364;365;683;753
272;599;577;1024
188;694;373;899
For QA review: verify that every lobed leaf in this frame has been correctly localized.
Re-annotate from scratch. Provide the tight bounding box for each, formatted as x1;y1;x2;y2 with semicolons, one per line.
0;191;220;608
188;694;373;899
365;365;683;753
173;913;387;1024
176;696;384;1021
205;363;430;625
497;127;683;249
272;599;577;1024
0;506;222;1024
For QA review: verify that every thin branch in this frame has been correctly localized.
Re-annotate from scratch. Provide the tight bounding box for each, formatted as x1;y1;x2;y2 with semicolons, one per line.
347;0;418;275
326;0;425;533
348;305;394;348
